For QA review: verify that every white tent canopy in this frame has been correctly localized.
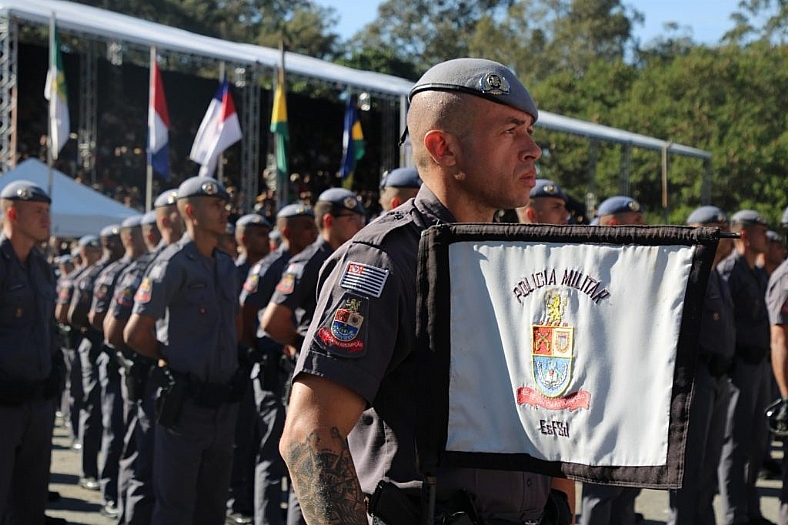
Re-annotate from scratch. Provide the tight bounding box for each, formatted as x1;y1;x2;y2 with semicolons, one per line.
0;0;711;159
0;159;139;237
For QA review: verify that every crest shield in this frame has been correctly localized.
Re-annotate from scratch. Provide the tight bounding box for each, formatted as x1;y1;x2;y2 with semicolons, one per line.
532;322;574;398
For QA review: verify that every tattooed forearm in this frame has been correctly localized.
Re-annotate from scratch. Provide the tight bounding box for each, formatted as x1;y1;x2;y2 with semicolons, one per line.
285;426;368;525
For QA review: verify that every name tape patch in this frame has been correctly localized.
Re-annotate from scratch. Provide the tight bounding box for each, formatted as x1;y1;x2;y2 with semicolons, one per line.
339;262;389;298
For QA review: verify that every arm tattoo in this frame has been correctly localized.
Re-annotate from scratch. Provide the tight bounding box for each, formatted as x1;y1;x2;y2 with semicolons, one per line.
285;426;368;524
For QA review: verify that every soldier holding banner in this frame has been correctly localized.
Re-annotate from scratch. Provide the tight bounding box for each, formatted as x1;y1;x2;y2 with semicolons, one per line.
279;58;573;525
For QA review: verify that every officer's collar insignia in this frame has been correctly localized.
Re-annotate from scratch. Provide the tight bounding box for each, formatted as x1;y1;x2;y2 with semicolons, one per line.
17;188;31;200
343;196;358;210
316;292;369;358
202;182;218;195
479;73;510;95
517;291;591;412
628;201;640;212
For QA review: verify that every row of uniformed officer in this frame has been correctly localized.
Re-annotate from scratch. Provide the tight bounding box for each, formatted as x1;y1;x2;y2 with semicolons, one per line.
124;177;243;525
0;181;63;524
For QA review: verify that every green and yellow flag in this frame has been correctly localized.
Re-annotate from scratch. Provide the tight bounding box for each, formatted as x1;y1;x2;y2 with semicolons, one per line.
270;66;288;180
44;17;70;160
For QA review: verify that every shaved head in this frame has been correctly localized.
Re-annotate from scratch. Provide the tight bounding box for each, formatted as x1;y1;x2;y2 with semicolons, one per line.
408;91;478;172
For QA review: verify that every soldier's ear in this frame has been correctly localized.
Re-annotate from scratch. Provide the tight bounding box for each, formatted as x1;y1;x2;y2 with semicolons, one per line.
525;207;538;223
322;213;333;230
424;130;457;166
184;203;194;219
6;206;16;221
390;196;402;209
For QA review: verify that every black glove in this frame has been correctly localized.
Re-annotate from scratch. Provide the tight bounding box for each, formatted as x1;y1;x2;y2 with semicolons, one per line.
765;397;788;437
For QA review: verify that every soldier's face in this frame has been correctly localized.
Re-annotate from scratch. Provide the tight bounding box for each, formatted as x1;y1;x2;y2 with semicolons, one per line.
12;201;51;243
192;197;228;237
330;211;365;244
241;226;271;258
529;197;569;225
745;224;769;254
286;216;319;253
453;98;541;213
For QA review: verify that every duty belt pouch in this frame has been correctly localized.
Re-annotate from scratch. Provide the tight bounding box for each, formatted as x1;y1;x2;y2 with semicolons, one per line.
435;490;479;525
153;367;186;429
368;480;421;525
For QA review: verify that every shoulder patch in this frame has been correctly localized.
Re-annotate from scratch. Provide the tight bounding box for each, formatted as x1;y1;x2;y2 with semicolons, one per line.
243;273;259;294
316;293;368;358
148;264;164;281
135;277;152;304
339;261;389;298
285;262;305;279
275;273;295;295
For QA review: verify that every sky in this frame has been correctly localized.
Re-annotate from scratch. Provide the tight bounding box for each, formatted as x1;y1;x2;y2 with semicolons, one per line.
315;0;744;46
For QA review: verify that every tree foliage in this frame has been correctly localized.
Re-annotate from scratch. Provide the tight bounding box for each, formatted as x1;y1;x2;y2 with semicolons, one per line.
66;0;788;222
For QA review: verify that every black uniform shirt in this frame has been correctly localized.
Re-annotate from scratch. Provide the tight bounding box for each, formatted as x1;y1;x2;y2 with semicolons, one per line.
698;268;736;359
110;244;164;322
718;251;770;350
239;247;290;339
57;266;84;307
91;255;132;315
0;236;57;384
294;186;550;521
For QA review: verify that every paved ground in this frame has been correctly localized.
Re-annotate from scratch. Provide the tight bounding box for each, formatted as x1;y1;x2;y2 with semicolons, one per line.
45;414;783;524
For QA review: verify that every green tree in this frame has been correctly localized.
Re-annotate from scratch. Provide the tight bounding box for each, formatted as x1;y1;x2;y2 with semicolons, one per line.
346;0;514;75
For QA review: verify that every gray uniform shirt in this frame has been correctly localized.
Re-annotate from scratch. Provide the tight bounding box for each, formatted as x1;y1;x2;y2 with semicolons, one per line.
270;237;333;336
766;258;788;326
132;235;239;384
718;251;770;350
0;236;57;384
294;187;550;521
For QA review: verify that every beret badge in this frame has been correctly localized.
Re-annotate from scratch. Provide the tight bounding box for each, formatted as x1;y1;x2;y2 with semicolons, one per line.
479;73;510;95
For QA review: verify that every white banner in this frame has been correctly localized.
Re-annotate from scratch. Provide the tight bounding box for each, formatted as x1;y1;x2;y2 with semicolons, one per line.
446;241;694;467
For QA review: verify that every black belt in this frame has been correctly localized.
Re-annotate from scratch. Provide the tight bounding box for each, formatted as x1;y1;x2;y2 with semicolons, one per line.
0;380;53;406
167;369;246;408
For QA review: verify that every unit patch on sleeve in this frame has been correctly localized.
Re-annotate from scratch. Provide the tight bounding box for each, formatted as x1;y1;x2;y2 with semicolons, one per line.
339;261;389;298
276;262;304;295
316;292;369;357
134;277;152;304
243;273;259;294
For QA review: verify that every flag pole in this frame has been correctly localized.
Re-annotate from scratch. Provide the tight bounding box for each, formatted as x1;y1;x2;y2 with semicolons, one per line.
217;62;226;184
145;46;155;212
46;13;55;199
278;41;287;208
